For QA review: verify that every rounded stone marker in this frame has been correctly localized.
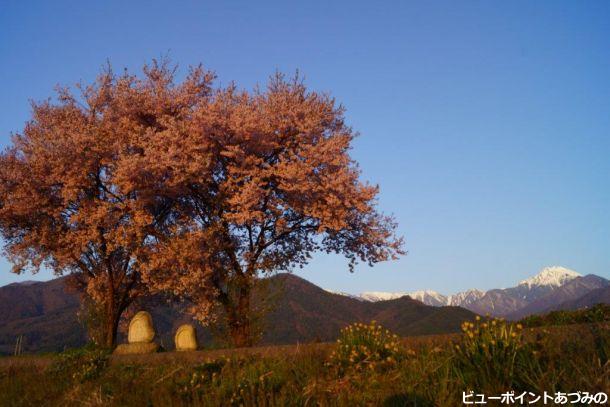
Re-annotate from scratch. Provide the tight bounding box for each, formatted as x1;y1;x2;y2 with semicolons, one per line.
128;311;155;344
174;324;198;351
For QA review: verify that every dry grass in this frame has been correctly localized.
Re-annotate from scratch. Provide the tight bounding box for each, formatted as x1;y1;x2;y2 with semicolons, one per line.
0;322;608;406
0;324;588;368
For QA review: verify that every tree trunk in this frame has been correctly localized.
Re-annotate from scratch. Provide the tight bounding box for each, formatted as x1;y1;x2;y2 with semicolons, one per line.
104;310;119;348
103;298;120;348
227;283;253;348
101;272;124;349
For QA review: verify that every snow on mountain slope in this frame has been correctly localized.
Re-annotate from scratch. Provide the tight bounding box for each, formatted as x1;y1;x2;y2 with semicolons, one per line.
406;290;447;306
325;266;590;314
447;289;485;307
325;289;367;301
517;266;580;288
359;291;408;302
356;290;449;305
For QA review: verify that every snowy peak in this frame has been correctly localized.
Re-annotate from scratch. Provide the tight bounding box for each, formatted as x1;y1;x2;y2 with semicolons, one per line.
360;290;449;305
406;290;447;306
447;289;485;307
354;289;484;307
359;291;408;302
518;266;581;288
325;265;585;311
325;289;367;301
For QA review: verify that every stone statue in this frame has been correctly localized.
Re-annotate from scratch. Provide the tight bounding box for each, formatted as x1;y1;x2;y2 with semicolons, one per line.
174;324;198;351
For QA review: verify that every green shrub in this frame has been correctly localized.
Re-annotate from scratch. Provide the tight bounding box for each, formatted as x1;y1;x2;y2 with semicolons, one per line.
327;321;402;375
452;316;525;391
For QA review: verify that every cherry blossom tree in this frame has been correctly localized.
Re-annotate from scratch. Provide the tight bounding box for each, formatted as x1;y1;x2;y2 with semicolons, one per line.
0;61;214;347
138;72;405;347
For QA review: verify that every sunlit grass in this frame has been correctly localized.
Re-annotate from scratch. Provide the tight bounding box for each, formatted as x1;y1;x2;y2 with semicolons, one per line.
1;317;608;406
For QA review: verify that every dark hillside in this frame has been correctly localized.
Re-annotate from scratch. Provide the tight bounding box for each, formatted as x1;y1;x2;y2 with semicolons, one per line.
0;273;477;354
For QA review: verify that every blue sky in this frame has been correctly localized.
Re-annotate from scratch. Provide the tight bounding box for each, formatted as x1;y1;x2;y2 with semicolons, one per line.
1;0;609;294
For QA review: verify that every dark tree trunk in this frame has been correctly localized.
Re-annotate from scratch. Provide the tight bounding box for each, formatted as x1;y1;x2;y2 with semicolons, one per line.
104;311;119;348
227;283;253;348
101;269;130;349
104;298;119;348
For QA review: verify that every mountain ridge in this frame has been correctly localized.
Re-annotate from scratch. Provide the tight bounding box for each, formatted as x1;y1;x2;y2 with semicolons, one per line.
1;266;608;354
328;266;608;318
0;273;475;354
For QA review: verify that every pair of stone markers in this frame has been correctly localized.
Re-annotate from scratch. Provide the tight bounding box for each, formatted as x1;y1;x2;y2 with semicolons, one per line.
114;311;197;355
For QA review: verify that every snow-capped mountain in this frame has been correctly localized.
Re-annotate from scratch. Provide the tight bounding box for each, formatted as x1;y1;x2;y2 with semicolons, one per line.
359;291;408;302
328;289;483;307
325;266;608;318
508;274;610;319
447;289;485;307
325;289;367;301
517;266;580;288
406;290;447;307
404;289;486;307
503;266;581;305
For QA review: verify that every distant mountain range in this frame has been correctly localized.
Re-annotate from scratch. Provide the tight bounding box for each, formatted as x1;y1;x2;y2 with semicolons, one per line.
1;266;607;354
0;274;475;355
331;266;609;319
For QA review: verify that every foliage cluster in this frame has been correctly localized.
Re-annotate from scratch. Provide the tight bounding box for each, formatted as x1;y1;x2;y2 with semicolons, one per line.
327;321;402;375
452;316;527;391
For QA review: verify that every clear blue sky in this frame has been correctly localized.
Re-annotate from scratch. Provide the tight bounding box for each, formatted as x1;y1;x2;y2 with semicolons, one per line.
1;0;609;294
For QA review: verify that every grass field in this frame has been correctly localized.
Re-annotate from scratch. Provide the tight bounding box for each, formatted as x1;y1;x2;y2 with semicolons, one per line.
1;318;608;406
